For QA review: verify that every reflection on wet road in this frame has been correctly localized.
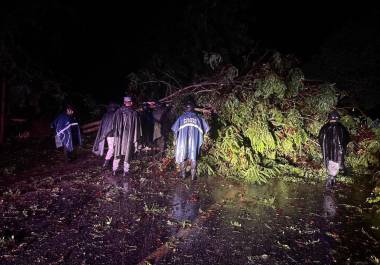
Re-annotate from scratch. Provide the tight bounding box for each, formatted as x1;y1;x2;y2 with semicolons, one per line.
170;183;200;223
323;189;337;219
158;179;379;265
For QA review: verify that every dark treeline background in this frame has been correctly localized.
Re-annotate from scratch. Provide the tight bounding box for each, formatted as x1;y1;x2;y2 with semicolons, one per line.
1;1;379;122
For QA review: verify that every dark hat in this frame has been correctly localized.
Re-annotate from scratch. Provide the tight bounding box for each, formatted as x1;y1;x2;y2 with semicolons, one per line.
65;104;75;111
328;111;340;121
184;100;195;112
124;96;132;102
107;102;119;111
185;100;195;107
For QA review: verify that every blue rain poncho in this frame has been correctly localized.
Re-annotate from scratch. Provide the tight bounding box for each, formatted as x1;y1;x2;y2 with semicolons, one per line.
171;111;209;163
52;113;82;152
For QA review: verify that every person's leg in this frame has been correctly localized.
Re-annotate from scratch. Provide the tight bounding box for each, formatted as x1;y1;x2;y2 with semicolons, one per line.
63;148;69;162
326;160;339;187
105;137;114;160
156;137;165;158
123;158;130;177
339;151;348;175
112;157;121;175
179;161;186;179
103;137;114;168
63;147;73;162
191;160;197;180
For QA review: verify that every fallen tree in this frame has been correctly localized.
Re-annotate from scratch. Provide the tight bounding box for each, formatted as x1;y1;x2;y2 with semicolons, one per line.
153;53;380;184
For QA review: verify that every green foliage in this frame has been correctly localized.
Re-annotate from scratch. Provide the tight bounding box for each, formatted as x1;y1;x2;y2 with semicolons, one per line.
340;114;359;131
271;52;298;75
304;119;324;137
372;127;380;139
219;96;255;129
286;68;304;98
254;73;287;99
304;84;337;114
346;139;380;171
366;190;380;204
199;89;324;184
245;104;276;158
367;172;380;205
195;60;380;184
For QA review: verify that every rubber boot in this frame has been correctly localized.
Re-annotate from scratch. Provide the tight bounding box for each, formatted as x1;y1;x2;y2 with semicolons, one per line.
326;175;336;188
191;160;197;180
339;164;348;176
180;162;186;179
64;149;74;163
102;159;111;169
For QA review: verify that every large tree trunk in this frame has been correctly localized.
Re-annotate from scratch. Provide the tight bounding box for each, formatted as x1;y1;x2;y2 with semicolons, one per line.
0;78;5;144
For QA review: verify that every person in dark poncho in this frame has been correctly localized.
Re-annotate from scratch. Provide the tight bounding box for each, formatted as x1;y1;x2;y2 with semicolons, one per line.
152;101;170;157
92;102;119;168
318;111;350;187
140;102;154;150
51;105;82;162
111;96;142;176
171;100;209;180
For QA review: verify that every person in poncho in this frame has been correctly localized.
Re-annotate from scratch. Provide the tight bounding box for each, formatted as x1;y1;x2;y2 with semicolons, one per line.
318;111;350;187
111;96;142;176
152;101;170;158
92;102;119;168
171;100;209;180
140;102;154;150
51;105;82;162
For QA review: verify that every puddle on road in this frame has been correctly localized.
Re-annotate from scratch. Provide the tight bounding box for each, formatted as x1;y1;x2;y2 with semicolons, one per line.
159;177;380;265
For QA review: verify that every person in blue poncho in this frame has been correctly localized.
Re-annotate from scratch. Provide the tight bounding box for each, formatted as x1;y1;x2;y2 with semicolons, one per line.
171;100;210;180
51;104;82;162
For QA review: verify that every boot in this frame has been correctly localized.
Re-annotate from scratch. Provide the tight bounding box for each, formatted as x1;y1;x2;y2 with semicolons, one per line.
339;165;348;176
180;162;186;179
102;159;111;169
326;175;336;188
191;168;197;180
64;149;74;163
191;160;197;180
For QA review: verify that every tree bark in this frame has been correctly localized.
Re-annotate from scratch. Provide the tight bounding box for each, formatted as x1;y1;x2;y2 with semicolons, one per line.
81;120;101;129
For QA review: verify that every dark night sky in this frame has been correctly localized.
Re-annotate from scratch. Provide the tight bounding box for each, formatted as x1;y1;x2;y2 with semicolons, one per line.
2;1;379;103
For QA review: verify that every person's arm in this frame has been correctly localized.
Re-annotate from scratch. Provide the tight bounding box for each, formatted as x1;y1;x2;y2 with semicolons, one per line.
111;110;119;137
134;112;142;151
318;124;326;147
201;117;210;135
171;117;180;144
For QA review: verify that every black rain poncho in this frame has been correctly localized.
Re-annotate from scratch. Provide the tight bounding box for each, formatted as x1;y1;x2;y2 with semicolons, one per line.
318;121;350;167
92;103;119;156
152;104;170;141
112;106;142;162
140;108;154;146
